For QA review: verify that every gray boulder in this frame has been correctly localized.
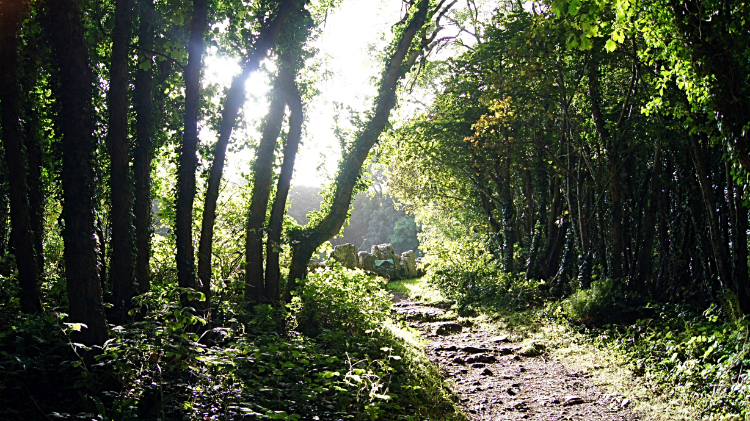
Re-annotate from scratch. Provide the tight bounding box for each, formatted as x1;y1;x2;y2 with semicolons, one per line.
330;243;358;269
401;250;418;278
358;251;376;271
371;244;396;261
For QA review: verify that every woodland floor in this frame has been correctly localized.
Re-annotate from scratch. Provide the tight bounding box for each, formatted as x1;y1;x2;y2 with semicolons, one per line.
390;292;639;421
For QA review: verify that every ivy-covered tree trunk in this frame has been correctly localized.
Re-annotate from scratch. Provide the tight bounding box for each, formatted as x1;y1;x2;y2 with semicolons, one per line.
0;0;42;314
197;0;297;309
264;68;303;302
108;0;136;322
244;90;286;303
133;0;156;295
283;0;431;301
44;0;108;346
175;0;208;308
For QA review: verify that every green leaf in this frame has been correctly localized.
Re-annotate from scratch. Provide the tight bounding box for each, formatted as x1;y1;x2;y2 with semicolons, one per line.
605;39;617;52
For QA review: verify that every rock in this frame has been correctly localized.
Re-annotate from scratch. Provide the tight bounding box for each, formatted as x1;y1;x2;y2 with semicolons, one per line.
519;342;546;357
563;396;584;406
307;259;325;271
436;322;463;335
330;243;358;269
401;250;418;278
471;363;485;368
491;336;510;343
480;368;494;376
452;356;465;364
465;354;496;364
461;346;491;354
358;251;376;271
621;398;630;407
371;243;396;260
497;347;514;355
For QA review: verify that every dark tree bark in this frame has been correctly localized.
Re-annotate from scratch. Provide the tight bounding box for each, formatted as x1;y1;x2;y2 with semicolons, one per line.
133;0;156;294
691;136;734;301
587;47;624;278
197;0;297;309
635;141;662;292
244;90;286;303
283;0;431;301
175;0;208;308
0;0;42;314
264;69;303;302
725;155;750;312
44;0;108;345
108;0;136;322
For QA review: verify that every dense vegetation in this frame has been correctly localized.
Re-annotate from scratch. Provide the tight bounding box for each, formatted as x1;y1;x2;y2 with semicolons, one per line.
1;0;750;419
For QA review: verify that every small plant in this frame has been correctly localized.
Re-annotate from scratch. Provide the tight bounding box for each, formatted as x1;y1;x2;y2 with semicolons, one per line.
563;279;620;327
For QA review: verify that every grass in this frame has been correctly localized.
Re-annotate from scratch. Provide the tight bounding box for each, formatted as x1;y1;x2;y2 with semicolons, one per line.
385;277;450;305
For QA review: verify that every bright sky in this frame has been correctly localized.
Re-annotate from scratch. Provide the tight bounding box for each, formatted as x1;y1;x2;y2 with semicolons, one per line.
204;0;404;188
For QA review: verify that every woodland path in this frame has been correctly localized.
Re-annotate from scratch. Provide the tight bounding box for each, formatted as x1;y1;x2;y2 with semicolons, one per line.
390;292;639;421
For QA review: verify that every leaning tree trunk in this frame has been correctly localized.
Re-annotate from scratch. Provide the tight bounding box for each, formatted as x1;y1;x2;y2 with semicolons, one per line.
175;0;208;308
108;0;136;322
197;0;297;310
244;90;286;303
44;0;108;346
283;0;431;302
0;0;42;314
133;0;156;295
264;68;303;302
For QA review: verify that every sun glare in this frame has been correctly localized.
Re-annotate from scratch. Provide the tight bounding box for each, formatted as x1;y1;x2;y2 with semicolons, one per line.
203;0;402;188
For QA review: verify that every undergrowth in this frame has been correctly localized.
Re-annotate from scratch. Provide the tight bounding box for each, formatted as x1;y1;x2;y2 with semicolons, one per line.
0;268;463;420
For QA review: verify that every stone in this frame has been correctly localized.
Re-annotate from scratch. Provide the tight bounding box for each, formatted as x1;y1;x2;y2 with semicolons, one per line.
330;243;358;269
371;243;395;260
401;250;418;278
461;346;491;354
436;322;463;335
358;251;376;271
480;368;494;376
307;259;325;271
563;396;584;406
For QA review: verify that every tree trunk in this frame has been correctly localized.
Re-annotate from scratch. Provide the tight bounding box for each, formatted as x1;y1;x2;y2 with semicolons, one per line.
636;141;662;293
133;0;156;295
283;0;431;301
691;136;733;299
244;90;286;303
175;0;208;308
198;0;297;309
587;46;624;278
0;0;42;314
726;157;750;313
108;0;136;322
44;0;108;346
264;68;303;302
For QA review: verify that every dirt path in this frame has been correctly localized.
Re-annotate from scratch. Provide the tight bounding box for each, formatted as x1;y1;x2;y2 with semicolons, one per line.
391;292;639;421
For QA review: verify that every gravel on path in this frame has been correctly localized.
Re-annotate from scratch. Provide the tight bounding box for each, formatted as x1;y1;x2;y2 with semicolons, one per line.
391;293;639;421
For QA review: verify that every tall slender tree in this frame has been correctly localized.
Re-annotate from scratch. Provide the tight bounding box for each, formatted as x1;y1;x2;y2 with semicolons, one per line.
108;0;136;322
44;0;108;346
198;0;298;310
284;0;440;300
0;0;42;314
175;0;209;308
133;0;156;295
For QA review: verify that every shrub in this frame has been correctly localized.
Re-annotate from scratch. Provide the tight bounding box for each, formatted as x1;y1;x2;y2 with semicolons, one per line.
290;265;391;338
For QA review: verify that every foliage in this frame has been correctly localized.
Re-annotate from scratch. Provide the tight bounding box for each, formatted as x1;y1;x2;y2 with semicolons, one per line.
290;265;391;337
0;266;462;420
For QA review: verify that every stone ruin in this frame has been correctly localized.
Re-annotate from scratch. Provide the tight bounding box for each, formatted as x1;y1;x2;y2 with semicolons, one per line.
317;242;419;280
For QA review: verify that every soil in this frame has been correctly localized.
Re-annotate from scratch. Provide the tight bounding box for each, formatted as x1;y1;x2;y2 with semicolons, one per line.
390;292;639;421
